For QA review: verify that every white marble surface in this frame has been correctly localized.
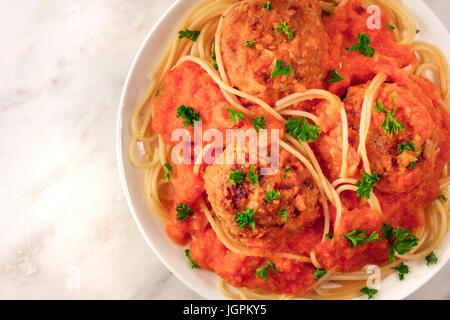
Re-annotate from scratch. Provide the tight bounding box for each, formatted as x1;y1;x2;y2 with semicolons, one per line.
0;0;449;300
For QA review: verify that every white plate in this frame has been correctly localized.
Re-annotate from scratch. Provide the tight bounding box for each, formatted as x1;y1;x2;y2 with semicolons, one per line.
117;0;450;300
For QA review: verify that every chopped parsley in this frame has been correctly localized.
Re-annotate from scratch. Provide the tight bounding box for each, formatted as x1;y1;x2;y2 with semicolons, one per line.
263;1;272;12
286;117;321;142
328;69;344;83
275;22;295;41
246;40;257;48
437;195;448;202
387;24;396;30
178;29;200;42
255;261;279;281
373;98;405;137
325;233;334;240
283;167;291;179
398;140;416;155
176;203;194;223
392;262;409;280
314;268;327;280
211;41;218;70
407;161;417;170
176;105;201;127
342;230;379;249
248;115;267;132
416;29;421;34
355;172;380;200
330;1;335;16
382;224;419;262
360;287;377;299
225;106;245;123
271;59;292;78
247;165;259;185
229;170;244;185
426;251;438;266
163;163;173;182
185;249;200;269
279;208;287;222
406;144;424;170
264;190;281;202
235;209;256;230
345;33;375;57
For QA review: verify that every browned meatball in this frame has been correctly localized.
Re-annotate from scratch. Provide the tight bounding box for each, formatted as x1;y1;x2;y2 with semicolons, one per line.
203;150;321;246
345;82;443;194
220;0;330;105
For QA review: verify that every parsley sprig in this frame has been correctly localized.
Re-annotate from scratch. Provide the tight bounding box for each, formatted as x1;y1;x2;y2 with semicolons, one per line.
328;69;344;83
211;41;218;70
426;251;438;266
235;209;256;230
360;287;377;299
437;195;448;202
185;249;200;269
225;106;245;123
392;262;409;280
264;190;281;202
247;165;259;185
286;117;321;142
176;203;195;223
342;230;379;249
229;170;244;185
263;1;272;12
275;22;295;41
176;105;201;127
279;208;287;222
345;33;375;57
178;29;200;42
398;140;416;155
373;97;405;137
283;167;291;179
163;164;173;182
248;115;267;132
246;40;257;48
271;59;292;78
382;224;419;262
314;268;327;280
355;172;380;200
255;261;279;281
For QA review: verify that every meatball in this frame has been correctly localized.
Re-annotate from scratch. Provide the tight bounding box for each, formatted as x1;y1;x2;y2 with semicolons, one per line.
344;82;443;194
203;150;321;246
220;0;330;105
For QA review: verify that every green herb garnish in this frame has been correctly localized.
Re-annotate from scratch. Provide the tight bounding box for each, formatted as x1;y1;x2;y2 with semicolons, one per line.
342;230;379;249
345;33;375;57
176;105;201;127
247;165;259;185
271;59;292;78
255;261;279;281
178;29;200;42
235;209;256;230
328;69;344;83
275;22;295;41
392;262;409;280
355;172;380;200
176;203;195;223
185;249;200;269
163;164;173;182
286;117;321;142
264;190;281;202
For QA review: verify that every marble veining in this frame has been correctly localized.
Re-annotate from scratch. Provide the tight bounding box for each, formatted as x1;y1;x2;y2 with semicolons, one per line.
0;0;448;299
